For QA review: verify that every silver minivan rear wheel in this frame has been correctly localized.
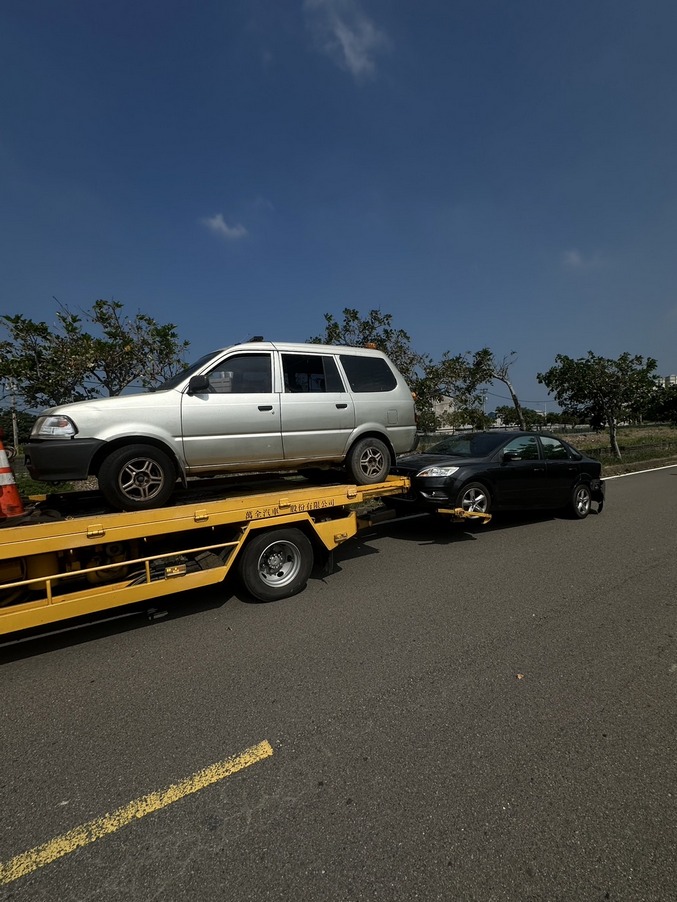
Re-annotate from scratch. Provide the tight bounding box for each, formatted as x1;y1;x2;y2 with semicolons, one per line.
346;437;391;485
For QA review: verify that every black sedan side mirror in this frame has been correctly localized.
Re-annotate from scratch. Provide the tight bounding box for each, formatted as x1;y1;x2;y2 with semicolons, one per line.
502;450;521;462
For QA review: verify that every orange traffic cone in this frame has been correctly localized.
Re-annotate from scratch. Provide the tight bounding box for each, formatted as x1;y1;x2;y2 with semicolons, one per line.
0;434;25;520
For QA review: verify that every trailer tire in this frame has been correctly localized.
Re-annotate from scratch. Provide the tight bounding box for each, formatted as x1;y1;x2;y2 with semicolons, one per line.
98;444;177;511
238;528;314;602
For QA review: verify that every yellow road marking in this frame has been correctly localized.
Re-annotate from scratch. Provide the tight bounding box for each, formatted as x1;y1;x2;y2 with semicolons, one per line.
0;739;273;886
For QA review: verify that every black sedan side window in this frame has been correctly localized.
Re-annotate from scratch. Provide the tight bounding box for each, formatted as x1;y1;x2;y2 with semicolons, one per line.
540;437;570;460
502;436;539;460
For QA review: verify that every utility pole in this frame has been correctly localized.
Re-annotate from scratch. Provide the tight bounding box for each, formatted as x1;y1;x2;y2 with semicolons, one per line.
9;379;19;449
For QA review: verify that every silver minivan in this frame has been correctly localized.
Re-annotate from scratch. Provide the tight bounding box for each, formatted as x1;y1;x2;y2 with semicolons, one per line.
25;341;417;510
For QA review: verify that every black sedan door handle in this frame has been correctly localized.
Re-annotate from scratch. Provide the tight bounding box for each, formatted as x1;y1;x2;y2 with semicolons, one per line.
258;405;273;411
336;403;348;409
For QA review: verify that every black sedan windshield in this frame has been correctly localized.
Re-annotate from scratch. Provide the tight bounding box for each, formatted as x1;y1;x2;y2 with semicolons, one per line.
426;432;507;458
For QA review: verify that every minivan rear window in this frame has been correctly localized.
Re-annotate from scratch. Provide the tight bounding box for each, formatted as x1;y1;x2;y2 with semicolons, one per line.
339;355;397;392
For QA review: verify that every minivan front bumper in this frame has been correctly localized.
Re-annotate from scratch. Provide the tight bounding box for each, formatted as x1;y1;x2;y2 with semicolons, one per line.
24;438;105;482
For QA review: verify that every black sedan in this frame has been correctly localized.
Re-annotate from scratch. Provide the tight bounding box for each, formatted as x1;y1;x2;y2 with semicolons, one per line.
390;431;605;518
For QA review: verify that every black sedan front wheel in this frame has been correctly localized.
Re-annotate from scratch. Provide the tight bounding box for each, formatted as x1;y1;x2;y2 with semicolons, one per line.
455;481;491;514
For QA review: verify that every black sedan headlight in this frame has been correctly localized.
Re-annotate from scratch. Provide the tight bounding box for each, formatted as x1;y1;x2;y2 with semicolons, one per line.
416;465;460;478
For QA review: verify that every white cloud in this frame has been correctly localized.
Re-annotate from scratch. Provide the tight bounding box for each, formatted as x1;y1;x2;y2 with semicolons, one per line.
562;248;603;271
250;195;275;213
201;213;248;240
304;0;389;80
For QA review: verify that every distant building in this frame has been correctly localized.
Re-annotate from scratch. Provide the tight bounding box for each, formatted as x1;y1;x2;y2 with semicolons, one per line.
432;395;456;430
656;374;677;388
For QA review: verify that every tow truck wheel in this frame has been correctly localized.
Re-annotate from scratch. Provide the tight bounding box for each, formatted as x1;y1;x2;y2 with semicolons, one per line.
346;437;390;485
569;483;592;519
456;481;491;514
98;444;177;511
238;528;313;602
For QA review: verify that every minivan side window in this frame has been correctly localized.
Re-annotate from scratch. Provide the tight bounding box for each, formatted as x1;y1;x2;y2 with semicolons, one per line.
282;354;345;393
207;353;272;393
339;355;397;392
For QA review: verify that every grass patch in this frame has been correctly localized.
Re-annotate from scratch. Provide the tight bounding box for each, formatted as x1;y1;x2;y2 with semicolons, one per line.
560;425;677;465
15;474;73;498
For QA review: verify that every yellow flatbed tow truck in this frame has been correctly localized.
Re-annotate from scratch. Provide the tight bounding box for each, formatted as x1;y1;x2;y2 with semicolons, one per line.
0;476;490;637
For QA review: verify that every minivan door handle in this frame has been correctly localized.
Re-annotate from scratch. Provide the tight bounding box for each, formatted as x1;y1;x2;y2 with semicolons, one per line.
258;405;273;411
336;403;348;409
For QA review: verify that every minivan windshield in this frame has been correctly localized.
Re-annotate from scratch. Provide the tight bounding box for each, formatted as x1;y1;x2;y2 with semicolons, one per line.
154;351;222;392
426;432;507;458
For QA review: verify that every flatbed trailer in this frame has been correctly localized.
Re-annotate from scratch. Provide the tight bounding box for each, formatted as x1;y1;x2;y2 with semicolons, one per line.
0;475;491;637
0;474;493;637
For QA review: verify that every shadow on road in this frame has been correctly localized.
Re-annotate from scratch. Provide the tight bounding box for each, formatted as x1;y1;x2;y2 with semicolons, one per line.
0;585;234;662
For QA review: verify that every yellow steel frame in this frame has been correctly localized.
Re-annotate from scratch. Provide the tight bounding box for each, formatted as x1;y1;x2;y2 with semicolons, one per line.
0;477;410;635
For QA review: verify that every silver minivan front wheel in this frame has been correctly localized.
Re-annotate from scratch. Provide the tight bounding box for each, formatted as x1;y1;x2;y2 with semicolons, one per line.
346;437;391;485
98;444;177;511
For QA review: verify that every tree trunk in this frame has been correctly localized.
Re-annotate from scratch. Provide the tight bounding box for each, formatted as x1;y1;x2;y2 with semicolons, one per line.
609;418;622;459
497;375;526;431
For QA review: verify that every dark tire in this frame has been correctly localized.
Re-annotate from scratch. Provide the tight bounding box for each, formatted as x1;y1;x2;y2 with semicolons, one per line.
346;437;391;485
569;482;592;519
455;481;491;514
238;528;314;601
98;444;177;511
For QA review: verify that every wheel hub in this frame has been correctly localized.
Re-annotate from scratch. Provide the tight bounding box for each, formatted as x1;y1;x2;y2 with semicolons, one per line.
264;551;286;574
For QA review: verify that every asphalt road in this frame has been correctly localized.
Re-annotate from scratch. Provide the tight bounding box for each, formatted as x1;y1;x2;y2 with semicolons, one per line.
2;468;676;901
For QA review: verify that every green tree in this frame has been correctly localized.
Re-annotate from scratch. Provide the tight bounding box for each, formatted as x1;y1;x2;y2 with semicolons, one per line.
492;404;544;429
0;300;189;409
645;384;677;425
537;352;658;459
0;407;34;444
492;404;517;426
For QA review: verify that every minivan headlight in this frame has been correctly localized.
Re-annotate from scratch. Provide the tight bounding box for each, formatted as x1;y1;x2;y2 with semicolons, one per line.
416;465;459;477
32;415;78;438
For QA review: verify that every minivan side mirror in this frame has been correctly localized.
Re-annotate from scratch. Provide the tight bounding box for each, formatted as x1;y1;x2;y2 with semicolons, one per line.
187;374;211;394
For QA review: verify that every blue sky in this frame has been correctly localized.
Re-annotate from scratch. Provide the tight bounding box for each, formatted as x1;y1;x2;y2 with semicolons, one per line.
2;0;676;411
